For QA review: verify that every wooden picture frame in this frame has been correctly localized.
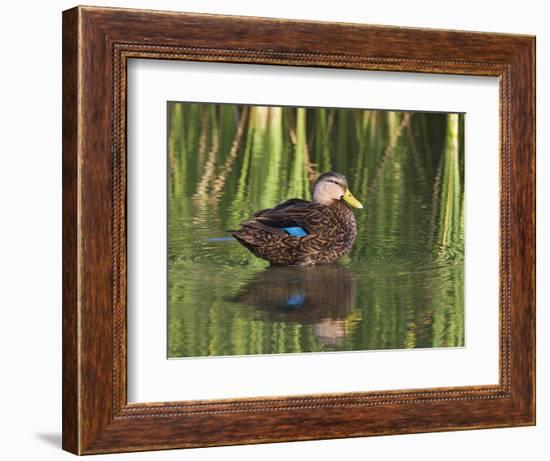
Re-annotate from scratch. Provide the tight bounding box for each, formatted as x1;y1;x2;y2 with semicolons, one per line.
62;5;535;455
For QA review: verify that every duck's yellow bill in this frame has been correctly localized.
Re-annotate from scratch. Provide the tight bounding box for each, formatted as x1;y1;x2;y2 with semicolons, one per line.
342;189;363;209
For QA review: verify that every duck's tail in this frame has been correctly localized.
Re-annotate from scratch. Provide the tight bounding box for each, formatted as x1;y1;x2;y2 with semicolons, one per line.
229;230;257;253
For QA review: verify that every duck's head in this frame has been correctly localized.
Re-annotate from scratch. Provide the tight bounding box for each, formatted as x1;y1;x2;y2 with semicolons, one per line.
312;172;363;209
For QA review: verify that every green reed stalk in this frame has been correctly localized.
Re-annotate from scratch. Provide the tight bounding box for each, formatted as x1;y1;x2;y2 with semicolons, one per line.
261;107;283;208
288;108;310;199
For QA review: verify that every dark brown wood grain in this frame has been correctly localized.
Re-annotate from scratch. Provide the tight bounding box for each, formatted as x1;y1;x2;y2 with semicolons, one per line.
62;5;536;455
62;7;79;455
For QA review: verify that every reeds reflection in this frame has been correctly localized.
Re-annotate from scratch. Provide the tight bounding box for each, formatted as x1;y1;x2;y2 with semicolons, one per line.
167;103;465;358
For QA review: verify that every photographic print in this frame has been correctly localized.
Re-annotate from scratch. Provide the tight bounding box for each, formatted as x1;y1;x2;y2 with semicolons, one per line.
167;102;464;358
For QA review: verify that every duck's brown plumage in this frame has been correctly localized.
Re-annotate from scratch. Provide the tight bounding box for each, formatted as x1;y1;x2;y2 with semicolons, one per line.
230;196;358;266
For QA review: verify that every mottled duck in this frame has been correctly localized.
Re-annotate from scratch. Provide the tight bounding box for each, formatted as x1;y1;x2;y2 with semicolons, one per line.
230;172;363;266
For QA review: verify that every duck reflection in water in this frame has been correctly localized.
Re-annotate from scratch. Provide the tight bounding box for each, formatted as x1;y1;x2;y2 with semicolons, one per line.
233;264;357;348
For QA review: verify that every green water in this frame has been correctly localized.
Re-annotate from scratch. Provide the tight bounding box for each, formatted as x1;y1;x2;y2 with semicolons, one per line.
167;103;464;358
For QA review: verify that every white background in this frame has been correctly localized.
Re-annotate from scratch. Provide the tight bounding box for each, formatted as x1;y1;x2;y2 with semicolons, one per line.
128;61;499;402
0;1;546;460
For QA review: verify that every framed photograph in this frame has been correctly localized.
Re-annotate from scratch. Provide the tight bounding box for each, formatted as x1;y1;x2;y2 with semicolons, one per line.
62;6;535;454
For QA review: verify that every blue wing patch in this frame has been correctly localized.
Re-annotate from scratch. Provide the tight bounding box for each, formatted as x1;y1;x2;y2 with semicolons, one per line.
286;294;305;308
283;226;308;237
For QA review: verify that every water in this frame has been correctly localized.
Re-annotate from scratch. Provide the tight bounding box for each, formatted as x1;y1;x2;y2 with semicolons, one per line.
167;104;464;358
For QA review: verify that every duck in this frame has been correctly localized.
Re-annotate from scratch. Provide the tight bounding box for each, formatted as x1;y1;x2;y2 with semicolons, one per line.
230;172;363;266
